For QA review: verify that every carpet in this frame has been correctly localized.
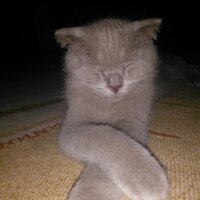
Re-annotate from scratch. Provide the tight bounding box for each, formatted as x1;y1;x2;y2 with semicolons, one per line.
0;86;200;200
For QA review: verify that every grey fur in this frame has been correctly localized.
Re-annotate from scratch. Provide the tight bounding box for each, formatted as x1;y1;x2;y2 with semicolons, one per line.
55;18;168;200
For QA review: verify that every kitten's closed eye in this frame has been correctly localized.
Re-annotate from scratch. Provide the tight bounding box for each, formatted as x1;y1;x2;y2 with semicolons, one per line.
75;67;101;84
124;61;150;82
125;65;140;80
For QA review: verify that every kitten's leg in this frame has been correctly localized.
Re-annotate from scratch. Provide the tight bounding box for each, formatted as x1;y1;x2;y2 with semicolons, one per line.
60;124;168;200
68;163;124;200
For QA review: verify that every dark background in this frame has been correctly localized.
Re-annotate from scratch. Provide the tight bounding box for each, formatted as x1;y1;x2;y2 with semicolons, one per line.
2;1;200;81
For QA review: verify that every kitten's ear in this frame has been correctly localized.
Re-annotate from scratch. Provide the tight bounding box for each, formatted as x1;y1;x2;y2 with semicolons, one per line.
54;27;84;48
133;18;162;40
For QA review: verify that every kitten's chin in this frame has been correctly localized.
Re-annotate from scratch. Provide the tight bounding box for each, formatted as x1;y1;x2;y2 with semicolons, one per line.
110;96;124;102
99;91;126;102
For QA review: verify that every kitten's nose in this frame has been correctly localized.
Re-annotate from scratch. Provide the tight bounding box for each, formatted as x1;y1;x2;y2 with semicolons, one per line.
109;85;122;93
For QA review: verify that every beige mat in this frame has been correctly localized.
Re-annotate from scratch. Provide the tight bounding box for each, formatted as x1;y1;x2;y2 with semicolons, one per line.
0;86;200;199
0;124;84;200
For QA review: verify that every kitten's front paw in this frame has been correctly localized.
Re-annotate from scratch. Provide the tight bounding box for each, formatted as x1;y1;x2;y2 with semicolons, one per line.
136;172;168;200
117;162;168;200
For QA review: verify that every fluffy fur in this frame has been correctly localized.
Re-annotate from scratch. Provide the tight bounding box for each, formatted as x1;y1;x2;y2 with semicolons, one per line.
55;18;168;200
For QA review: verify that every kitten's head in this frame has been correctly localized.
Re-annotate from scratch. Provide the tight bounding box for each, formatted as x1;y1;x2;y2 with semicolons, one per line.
55;18;162;101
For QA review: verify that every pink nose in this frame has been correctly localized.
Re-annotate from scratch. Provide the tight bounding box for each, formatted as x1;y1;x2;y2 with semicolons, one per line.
109;85;122;93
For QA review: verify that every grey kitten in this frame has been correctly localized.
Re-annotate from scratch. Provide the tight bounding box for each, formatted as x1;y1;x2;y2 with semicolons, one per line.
55;18;168;200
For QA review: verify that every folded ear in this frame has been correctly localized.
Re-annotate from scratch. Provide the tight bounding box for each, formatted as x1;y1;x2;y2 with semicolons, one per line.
133;18;162;40
55;27;84;48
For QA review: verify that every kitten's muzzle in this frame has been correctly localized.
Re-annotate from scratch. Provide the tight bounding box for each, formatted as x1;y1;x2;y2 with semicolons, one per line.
105;73;123;93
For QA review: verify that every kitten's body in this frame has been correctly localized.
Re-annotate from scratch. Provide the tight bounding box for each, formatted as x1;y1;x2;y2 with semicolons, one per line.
55;18;168;200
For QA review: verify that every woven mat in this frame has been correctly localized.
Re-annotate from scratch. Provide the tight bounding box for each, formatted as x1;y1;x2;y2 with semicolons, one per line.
0;86;200;200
